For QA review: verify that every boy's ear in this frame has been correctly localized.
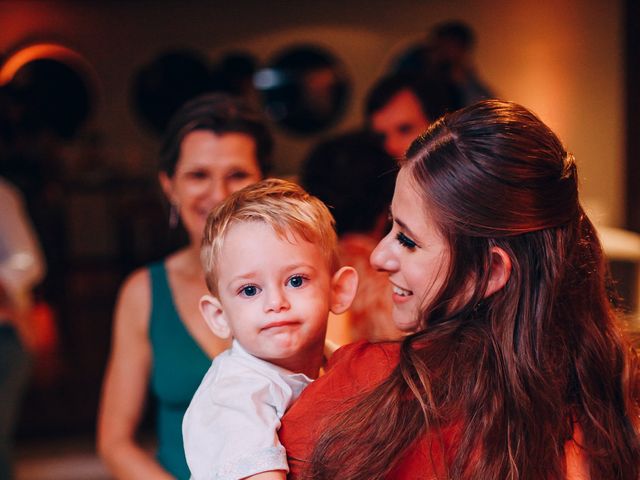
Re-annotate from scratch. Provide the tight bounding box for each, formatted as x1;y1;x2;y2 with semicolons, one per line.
199;295;232;339
329;266;358;315
485;246;511;298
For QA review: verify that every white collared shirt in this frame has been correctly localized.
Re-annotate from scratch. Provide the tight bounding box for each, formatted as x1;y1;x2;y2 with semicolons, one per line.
182;340;313;480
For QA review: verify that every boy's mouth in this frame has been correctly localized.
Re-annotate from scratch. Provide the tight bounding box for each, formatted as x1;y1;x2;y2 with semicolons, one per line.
261;320;300;331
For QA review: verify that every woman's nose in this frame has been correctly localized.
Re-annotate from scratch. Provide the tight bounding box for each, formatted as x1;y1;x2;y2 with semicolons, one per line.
264;286;290;313
370;234;399;272
209;178;231;206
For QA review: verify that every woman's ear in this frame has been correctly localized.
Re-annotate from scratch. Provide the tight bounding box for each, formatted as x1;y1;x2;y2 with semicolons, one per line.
199;295;232;339
485;246;512;298
329;266;359;315
158;172;176;203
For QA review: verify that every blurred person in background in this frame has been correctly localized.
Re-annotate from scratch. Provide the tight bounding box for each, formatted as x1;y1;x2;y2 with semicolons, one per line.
0;176;46;480
301;130;403;343
364;74;451;159
428;20;496;108
97;93;273;479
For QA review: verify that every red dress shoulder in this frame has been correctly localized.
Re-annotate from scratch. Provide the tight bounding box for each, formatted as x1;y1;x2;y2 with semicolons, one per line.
280;340;452;479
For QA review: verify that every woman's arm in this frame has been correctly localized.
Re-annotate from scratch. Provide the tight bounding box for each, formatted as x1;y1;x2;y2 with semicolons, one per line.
0;180;46;350
0;180;46;294
97;269;173;479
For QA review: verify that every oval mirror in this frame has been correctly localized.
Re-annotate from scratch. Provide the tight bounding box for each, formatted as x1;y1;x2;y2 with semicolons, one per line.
0;43;95;139
254;45;350;135
131;49;213;136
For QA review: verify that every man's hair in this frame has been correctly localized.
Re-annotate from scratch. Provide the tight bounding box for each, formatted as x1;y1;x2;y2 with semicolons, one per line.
431;20;476;50
364;74;452;124
201;178;339;297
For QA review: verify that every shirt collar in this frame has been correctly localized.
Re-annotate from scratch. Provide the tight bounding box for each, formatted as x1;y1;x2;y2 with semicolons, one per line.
230;339;315;384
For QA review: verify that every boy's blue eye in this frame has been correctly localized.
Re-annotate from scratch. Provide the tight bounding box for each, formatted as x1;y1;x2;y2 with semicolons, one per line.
240;285;260;297
396;232;417;250
287;275;305;288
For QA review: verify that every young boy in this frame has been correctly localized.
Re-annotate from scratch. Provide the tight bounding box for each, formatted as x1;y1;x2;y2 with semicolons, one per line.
182;178;358;480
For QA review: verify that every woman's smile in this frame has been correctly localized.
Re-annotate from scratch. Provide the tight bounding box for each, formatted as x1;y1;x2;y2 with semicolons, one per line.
370;168;449;332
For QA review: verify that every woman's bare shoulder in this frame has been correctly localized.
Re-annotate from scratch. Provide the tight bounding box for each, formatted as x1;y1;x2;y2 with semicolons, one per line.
120;266;152;300
114;266;153;333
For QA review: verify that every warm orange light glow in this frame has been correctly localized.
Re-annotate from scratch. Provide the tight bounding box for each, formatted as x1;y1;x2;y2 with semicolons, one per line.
0;43;91;85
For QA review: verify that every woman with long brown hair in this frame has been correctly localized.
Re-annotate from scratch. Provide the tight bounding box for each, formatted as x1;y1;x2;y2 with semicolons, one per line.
279;99;640;479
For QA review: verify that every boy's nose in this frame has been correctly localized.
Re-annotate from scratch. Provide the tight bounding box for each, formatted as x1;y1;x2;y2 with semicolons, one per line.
264;288;290;313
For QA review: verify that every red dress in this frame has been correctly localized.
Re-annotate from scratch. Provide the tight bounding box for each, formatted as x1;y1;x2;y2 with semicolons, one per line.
279;341;454;479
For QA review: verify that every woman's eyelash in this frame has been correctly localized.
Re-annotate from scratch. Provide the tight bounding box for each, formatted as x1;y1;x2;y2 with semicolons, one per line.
396;232;418;249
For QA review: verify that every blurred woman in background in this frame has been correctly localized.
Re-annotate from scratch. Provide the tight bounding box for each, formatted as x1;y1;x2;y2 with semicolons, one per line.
97;93;272;479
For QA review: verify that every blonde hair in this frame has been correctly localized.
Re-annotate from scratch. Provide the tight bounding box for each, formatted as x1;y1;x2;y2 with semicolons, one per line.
201;178;339;297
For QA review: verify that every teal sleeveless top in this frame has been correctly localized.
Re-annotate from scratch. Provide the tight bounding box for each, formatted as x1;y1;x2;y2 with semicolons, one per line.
148;261;211;479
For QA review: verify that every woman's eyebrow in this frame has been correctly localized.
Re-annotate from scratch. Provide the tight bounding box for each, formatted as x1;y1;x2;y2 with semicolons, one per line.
394;217;419;241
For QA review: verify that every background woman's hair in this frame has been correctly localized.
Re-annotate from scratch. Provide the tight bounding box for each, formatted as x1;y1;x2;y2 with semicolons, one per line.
158;92;273;177
307;100;640;479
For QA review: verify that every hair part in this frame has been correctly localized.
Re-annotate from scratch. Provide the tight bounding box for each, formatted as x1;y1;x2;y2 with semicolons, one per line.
159;92;273;177
201;178;339;297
